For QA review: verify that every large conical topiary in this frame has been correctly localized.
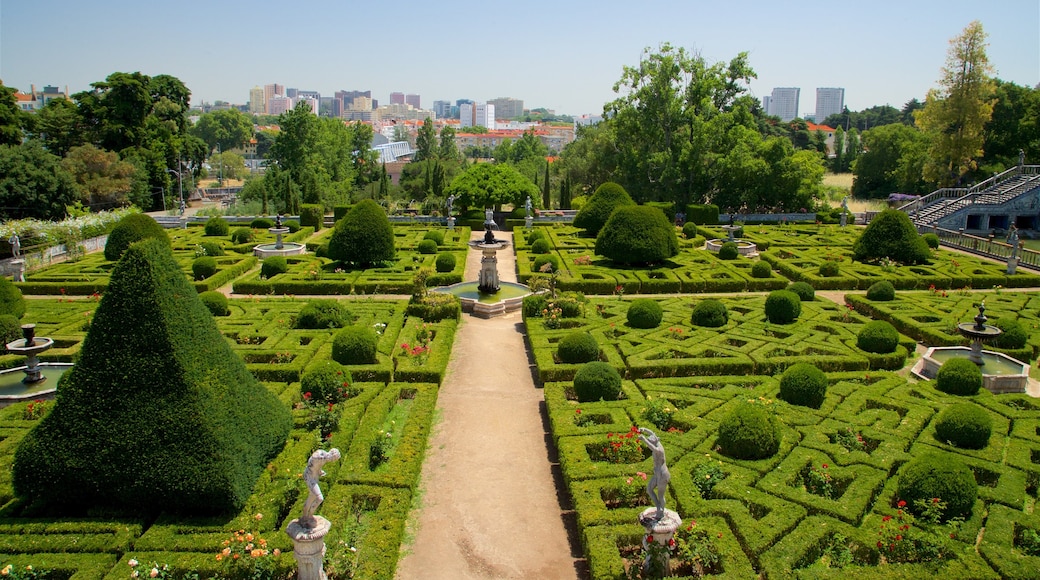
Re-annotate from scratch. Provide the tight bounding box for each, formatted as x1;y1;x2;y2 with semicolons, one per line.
573;182;636;236
12;238;290;515
852;209;931;265
104;213;170;261
328;199;396;266
595;205;679;265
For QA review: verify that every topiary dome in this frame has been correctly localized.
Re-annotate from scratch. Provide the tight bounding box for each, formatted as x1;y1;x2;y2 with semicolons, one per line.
852;209;931;265
573;182;636;236
104;213;170;261
329;199;396;266
595;205;678;265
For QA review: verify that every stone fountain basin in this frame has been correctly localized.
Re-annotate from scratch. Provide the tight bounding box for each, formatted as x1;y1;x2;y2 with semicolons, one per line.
911;346;1029;395
253;243;306;259
705;238;758;257
0;363;73;407
432;281;532;319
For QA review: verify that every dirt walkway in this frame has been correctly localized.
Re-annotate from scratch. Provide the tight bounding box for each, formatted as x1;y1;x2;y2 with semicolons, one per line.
395;230;585;579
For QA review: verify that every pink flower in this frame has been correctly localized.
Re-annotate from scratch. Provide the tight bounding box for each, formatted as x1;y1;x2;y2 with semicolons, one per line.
636;471;647;480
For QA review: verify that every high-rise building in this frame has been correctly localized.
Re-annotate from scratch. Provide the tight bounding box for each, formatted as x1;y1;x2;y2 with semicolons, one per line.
390;92;405;105
350;96;373;111
249;86;264;115
335;90;371;109
405;94;420;109
267;95;292;116
264;83;285;114
768;87;800;122
286;88;299;99
815;88;845;125
489;97;524;120
761;95;771;115
460;103;495;129
432;100;452;119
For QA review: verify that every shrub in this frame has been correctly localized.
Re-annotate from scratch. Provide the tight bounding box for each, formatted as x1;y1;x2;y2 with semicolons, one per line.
104;213;169;261
857;320;900;354
11;238;290;515
751;261;772;278
852;209;931;265
332;326;379;365
779;363;828;409
250;218;274;229
866;280;896;301
0;313;22;344
686;204;719;225
284;220;301;233
525;229;545;244
191;256;217;281
555;292;586;318
595;205;679;265
787;281;815;302
315;243;329;258
992;318;1027;350
573;182;636;236
627;298;663;329
531;238;551;254
230;227;253;244
934;403;992;449
204;216;229;236
716;402;782;460
765;290;801;324
297;299;353;329
423;230;445;245
198;291;229;316
717;241;739;260
896;453;978;521
923;233;940;249
300;360;353;405
260;256;288;279
0;277;25;319
418;239;438;254
818;260;840;277
682;222;700;240
935;357;983;396
523;294;548;318
691;299;728;328
199;241;224;256
300;204;324;231
435;253;456;273
573;361;622;402
533;254;559;274
329;199;395;266
557;332;600;364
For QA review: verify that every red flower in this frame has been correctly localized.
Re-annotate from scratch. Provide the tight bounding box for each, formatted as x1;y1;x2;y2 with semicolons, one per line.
877;541;883;549
303;392;312;400
822;463;828;469
575;409;582;414
895;534;902;541
882;515;892;522
646;534;654;544
932;497;940;504
897;500;906;508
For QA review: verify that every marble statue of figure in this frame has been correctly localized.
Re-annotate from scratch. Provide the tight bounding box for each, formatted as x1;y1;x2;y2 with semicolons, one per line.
446;195;455;216
1008;225;1020;259
485;207;494;224
8;234;19;257
300;448;341;526
639;427;671;520
525;195;532;214
841;196;849;212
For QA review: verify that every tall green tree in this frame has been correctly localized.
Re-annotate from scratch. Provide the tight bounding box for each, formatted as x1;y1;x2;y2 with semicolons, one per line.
0;142;78;220
831;126;846;172
29;98;85;157
980;80;1040;173
851;123;930;198
444;162;538;211
542;160;551;209
191;109;254;153
414;118;436;162
0;81;27;146
62;144;139;209
438;125;460;162
915;21;995;186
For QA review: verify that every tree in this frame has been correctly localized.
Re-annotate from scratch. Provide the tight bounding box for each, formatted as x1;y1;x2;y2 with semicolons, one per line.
831;126;846;172
542;159;551;209
0;142;78;220
574;182;636;236
915;21;995;187
208;150;247;181
444;162;538;211
0;81;27;146
414;118;436;162
328;199;395;266
438;125;460;162
392;124;411;145
29;98;85;157
191;109;254;153
901;99;923;125
75;72;153;152
851;124;930;198
62;144;139;209
980;80;1040;173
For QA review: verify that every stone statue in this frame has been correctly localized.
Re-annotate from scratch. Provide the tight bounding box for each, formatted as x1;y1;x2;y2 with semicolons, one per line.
525;195;532;215
1020;149;1026;167
300;448;341;527
275;213;283;228
639;428;671;520
179;199;186;216
485;207;494;223
1008;225;1020;259
8;234;19;257
446;195;455;216
841;196;849;212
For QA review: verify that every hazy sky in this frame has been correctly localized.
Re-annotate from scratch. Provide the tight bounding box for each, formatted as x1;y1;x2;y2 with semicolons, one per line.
2;0;1038;118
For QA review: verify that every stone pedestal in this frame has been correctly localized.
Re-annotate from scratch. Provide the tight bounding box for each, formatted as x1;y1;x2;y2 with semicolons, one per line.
1007;255;1018;275
287;516;331;580
638;508;681;575
525;215;533;229
840;213;847;228
447;216;455;231
11;259;24;282
270;227;290;250
478;246;501;292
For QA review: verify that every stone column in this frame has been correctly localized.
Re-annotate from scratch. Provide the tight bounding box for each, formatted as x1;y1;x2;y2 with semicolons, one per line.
639;508;682;575
11;259;25;282
287;517;332;580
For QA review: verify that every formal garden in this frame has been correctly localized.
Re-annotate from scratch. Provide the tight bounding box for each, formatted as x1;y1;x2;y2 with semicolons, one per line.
0;198;1039;579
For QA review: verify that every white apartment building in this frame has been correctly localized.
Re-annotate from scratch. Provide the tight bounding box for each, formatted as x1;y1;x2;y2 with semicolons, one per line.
815;88;845;125
768;87;800;122
460;102;495;129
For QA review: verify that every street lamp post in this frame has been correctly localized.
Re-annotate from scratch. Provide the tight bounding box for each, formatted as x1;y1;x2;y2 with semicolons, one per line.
168;160;185;216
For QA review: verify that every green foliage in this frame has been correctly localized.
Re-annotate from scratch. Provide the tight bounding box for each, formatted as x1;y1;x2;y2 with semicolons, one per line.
866;280;896;301
716;401;782;460
818;260;840;277
0;277;25;319
992;317;1027;349
445;162;539;210
531;238;551;254
204;216;229;236
787;281;815;301
626;298;663;329
852;210;931;265
765;290;802;324
230;227;253;244
11;238;290;514
300;204;324;231
197;290;229;316
0;313;21;344
573;182;635;236
934;402;992;449
935;357;983;396
297;299;353;329
525;229;545;244
103;213;170;261
573;361;622;402
691;299;728;327
686;204;720;225
923;233;940;249
533;254;560;274
191;256;217;280
259;256;287;279
0;141;79;221
250;218;274;229
406;293;461;322
199;241;224;257
595;205;679;265
523;293;548;318
557;331;600;364
857;320;900;354
682;221;700;240
779;363;828;408
283;219;300;233
435;253;456;273
329;199;396;266
417;239;438;254
300;359;354;406
751;261;772;278
422;230;445;245
332;325;378;365
897;453;978;521
718;241;739;260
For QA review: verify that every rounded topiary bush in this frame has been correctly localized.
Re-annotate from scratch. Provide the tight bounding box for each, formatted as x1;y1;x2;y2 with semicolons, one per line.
104;213;170;261
557;331;600;364
682;222;699;240
866;280;895;301
896;453;978;521
573;361;622;403
284;220;301;233
779;363;828;409
533;255;559;274
751;261;772;278
934;402;992;449
250;218;274;229
423;230;445;245
0;314;22;344
435;253;456;273
0;277;25;319
192;256;217;281
531;238;551;254
992;318;1027;350
297;299;353;329
230;227;254;244
573;182;636;236
204;217;229;236
260;256;287;279
716;402;782;460
199;241;224;257
923;233;940;249
852;209;931;265
717;241;739;260
818;260;840;277
765;290;801;324
627;298;663;329
787;282;815;302
300;360;353;405
525;229;545;244
936;357;983;396
331;326;378;365
418;239;438;254
594;205;679;265
198;291;229;316
329;199;395;266
691;299;728;328
857;320;900;354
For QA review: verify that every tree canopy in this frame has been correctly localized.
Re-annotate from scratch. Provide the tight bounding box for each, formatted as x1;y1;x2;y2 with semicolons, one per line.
191;109;254;153
444;162;538;211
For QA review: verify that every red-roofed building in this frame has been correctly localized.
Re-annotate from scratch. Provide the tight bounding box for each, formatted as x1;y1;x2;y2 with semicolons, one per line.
806;122;837;156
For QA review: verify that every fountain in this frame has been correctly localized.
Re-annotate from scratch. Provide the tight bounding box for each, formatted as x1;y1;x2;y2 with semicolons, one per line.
253;214;306;259
1;324;72;406
911;302;1029;394
705;217;758;257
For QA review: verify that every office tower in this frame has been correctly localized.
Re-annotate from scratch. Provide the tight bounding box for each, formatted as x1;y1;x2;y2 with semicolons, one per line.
264;83;285;114
815;88;845;125
769;87;800;122
249;86;264;114
267;96;292;116
286;88;299;99
460;103;495;129
390;92;405;105
489;97;524;120
405;94;420;109
433;100;452;119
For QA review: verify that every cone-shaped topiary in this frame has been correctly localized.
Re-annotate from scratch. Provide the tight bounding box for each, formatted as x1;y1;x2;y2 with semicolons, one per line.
595;205;678;265
12;239;290;515
329;199;396;266
896;452;977;521
573;182;635;236
573;361;622;402
852;209;931;265
104;213;169;261
779;363;828;409
934;402;992;449
716;402;782;460
0;276;25;319
936;357;983;396
857;320;900;354
627;298;664;329
557;331;600;364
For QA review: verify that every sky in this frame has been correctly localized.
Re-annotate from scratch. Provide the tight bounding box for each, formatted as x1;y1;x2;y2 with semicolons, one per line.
2;0;1038;119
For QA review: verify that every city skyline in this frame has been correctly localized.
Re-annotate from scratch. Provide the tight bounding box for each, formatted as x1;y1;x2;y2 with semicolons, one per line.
2;1;1037;118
